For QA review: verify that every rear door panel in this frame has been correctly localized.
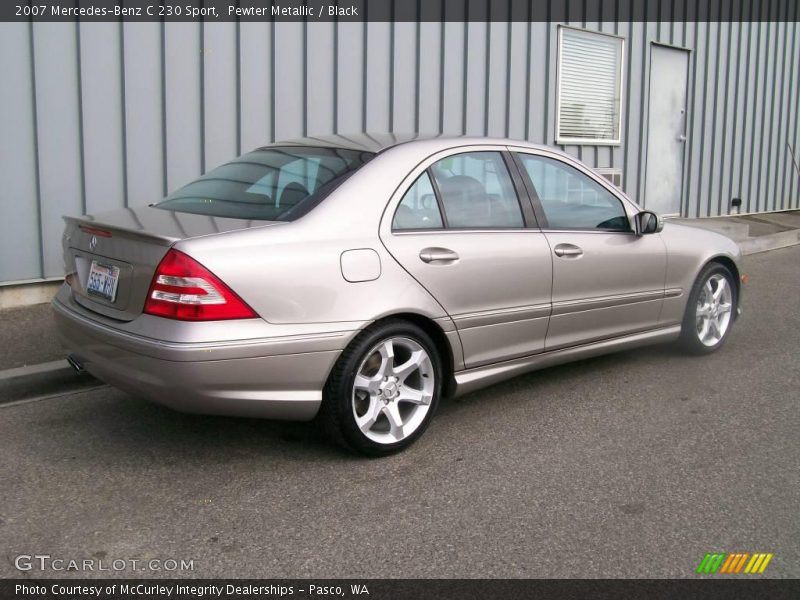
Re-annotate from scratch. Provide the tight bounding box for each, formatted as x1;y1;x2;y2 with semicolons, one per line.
383;230;552;367
379;146;552;369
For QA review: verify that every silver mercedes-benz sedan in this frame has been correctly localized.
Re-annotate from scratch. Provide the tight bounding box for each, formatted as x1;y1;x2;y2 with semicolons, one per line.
53;133;742;455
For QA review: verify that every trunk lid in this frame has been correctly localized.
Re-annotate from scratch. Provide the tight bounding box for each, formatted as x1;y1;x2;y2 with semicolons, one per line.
63;206;274;321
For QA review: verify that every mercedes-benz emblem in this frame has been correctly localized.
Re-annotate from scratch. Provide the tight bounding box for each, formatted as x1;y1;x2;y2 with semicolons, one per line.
89;235;98;251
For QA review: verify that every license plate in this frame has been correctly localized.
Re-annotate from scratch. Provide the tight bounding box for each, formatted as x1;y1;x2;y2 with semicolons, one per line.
86;261;120;302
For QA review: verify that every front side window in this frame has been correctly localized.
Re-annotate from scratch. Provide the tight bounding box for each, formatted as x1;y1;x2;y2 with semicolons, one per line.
156;146;374;221
557;27;624;144
429;152;524;228
517;154;630;231
392;172;444;230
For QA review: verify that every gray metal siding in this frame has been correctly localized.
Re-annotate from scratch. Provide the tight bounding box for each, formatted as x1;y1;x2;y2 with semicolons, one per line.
0;12;798;284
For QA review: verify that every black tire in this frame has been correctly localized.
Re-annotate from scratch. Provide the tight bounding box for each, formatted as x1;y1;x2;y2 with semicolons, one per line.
679;262;737;355
319;319;443;456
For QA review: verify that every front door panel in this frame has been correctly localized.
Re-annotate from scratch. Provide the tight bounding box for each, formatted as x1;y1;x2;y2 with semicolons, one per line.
511;149;668;351
544;232;667;350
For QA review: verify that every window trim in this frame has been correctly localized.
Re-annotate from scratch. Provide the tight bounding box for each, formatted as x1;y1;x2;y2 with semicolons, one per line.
426;167;450;229
555;25;625;146
510;150;635;234
389;149;535;233
390;169;448;232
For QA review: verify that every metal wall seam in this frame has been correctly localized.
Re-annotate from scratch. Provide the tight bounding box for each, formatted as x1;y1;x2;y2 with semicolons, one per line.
622;6;634;193
461;17;468;134
771;7;786;212
681;18;698;217
523;0;532;141
199;19;206;174
726;13;744;214
235;20;242;155
414;3;421;134
119;21;129;208
28;21;45;280
776;2;791;210
504;15;512;138
634;20;652;209
708;22;731;216
543;7;553;147
696;21;712;217
747;18;768;212
737;4;754;212
270;19;275;143
756;9;774;213
75;22;87;216
438;7;446;133
159;21;168;196
389;6;395;131
790;17;800;208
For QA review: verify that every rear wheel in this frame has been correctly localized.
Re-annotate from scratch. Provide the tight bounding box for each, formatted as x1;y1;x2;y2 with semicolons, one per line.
320;320;442;456
679;262;737;354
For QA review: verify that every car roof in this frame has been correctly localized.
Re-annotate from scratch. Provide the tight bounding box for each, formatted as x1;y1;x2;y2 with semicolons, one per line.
259;132;548;154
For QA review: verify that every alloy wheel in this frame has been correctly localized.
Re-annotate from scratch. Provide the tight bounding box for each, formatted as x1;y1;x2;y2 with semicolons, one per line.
695;273;733;347
351;337;435;445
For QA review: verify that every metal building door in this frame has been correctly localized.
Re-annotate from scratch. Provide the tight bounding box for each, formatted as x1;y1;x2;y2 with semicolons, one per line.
644;44;689;216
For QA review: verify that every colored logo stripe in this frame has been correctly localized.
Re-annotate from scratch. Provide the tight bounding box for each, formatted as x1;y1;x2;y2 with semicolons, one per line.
697;552;773;574
697;553;726;574
719;553;748;573
744;553;774;574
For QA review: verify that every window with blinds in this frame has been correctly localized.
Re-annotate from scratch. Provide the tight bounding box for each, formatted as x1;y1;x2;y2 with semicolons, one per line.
556;27;624;145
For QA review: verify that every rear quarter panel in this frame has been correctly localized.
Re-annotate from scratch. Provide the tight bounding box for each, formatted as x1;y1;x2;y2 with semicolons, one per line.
175;218;452;328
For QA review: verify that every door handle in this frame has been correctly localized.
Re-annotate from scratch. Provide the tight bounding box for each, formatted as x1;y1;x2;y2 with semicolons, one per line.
553;244;583;258
419;247;459;264
677;134;687;142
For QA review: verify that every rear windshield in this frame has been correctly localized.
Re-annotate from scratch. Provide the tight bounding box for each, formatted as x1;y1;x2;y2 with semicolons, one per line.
155;146;374;221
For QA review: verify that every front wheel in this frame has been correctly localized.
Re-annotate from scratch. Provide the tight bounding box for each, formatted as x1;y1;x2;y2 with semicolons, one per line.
679;262;737;354
320;320;442;456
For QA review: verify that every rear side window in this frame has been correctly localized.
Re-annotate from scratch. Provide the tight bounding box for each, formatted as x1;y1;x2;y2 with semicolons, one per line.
156;147;374;221
392;172;444;230
429;152;524;228
516;153;630;231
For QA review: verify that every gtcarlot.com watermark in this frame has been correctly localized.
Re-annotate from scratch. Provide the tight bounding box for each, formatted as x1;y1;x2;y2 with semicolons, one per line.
14;554;195;573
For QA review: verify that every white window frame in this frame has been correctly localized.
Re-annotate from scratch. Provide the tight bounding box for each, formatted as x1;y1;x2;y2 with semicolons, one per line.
556;25;625;146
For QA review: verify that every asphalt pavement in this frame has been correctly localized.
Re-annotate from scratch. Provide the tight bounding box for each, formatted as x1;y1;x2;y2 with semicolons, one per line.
0;246;798;579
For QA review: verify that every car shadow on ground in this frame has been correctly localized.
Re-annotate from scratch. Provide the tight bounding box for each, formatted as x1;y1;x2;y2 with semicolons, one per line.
436;342;683;414
26;342;688;466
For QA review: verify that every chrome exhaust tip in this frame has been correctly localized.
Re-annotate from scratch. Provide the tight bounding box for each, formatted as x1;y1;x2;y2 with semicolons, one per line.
66;355;86;374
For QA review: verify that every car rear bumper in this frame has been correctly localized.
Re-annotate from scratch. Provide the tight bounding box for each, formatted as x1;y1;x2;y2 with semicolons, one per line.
52;287;352;420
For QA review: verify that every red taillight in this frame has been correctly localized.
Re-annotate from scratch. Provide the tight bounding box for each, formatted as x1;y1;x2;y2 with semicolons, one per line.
143;249;258;321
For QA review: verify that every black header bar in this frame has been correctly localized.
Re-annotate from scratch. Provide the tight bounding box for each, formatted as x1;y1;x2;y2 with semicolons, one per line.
3;0;797;23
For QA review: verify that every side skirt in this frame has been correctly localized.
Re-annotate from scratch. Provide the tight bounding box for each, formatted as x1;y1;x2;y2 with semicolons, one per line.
452;325;682;397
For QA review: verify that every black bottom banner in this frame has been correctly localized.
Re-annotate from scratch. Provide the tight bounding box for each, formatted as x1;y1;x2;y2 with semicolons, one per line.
2;579;800;600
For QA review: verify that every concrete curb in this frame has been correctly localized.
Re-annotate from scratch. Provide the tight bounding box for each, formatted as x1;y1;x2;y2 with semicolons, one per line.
0;359;72;382
739;229;800;255
0;359;103;406
0;280;62;310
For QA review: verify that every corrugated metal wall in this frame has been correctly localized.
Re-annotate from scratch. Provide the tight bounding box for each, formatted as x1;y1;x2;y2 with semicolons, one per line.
1;8;799;284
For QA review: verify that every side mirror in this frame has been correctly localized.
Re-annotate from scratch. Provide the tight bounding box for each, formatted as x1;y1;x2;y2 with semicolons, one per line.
635;210;663;236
